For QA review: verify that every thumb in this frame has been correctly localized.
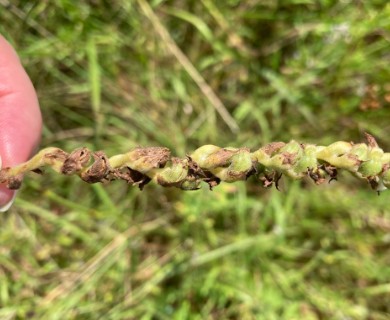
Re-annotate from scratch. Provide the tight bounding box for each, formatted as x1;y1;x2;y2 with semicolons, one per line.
0;35;42;210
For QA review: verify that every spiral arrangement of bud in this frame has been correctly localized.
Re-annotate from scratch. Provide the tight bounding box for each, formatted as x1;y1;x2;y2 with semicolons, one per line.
0;133;389;193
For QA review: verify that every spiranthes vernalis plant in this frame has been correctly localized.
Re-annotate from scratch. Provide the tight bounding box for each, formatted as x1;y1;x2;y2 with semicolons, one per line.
0;133;389;193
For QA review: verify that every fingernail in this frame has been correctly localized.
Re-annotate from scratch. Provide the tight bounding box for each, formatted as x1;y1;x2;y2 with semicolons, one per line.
0;188;16;212
0;155;17;212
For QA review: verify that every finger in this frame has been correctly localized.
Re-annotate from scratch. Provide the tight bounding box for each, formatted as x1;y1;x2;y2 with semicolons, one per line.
0;34;42;209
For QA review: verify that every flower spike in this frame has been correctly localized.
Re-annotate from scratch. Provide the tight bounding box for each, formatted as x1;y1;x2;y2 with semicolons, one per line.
0;134;389;192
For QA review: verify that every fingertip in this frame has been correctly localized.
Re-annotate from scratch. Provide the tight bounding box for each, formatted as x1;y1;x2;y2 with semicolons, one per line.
0;33;42;167
0;186;16;212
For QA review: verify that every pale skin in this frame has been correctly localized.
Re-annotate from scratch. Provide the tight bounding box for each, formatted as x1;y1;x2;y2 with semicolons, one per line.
0;34;42;209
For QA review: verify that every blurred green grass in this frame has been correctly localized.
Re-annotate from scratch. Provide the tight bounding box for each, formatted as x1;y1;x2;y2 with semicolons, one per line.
0;0;390;319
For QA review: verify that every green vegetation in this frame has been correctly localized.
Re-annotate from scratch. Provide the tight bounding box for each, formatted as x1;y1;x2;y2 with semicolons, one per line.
1;1;389;319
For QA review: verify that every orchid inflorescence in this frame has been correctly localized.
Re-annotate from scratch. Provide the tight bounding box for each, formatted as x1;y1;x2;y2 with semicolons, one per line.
0;133;389;193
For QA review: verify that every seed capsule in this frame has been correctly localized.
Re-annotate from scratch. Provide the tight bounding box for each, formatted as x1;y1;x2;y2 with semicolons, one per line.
190;145;221;169
210;150;253;182
358;160;383;177
155;158;188;187
382;168;390;188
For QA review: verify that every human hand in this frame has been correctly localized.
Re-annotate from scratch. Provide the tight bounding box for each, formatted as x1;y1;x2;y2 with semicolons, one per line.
0;34;42;211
